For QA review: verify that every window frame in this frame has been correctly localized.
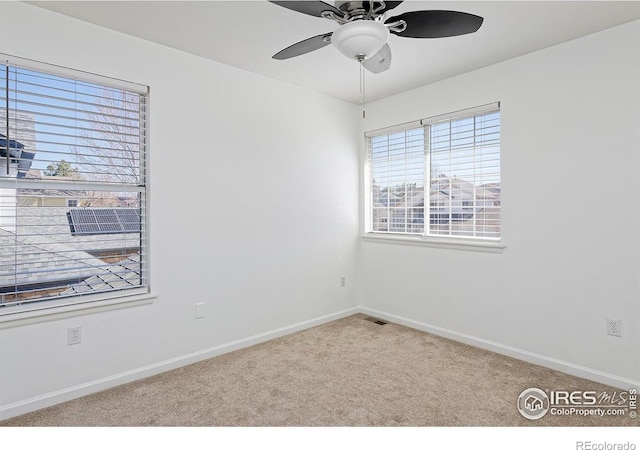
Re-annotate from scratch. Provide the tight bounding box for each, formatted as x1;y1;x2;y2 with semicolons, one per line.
363;103;505;253
0;53;154;325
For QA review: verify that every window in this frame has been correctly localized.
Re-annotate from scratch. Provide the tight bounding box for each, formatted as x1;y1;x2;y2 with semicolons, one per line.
366;103;500;241
0;54;148;310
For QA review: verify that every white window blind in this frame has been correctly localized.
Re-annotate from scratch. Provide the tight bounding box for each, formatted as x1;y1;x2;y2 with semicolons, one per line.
366;103;500;240
0;55;148;308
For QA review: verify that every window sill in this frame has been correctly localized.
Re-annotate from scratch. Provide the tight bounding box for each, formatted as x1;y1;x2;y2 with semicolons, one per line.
0;290;157;329
361;233;506;253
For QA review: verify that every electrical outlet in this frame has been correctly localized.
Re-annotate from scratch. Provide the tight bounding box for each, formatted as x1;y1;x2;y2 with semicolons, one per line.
67;326;81;345
607;319;621;337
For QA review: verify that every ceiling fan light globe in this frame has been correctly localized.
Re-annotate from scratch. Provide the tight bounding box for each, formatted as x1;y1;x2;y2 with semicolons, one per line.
331;20;389;60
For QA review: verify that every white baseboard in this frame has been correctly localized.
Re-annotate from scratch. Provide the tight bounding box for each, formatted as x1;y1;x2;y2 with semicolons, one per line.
0;307;359;421
359;306;640;391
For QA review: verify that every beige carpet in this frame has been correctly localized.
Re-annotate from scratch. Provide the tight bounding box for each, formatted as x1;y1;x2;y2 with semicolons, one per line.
1;314;636;426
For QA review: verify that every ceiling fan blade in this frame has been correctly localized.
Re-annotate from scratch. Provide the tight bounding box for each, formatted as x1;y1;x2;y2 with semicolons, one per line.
380;1;403;13
273;33;333;60
387;10;483;38
363;43;392;74
269;1;344;18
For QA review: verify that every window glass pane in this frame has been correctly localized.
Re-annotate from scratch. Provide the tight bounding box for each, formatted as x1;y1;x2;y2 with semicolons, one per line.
1;66;143;185
369;128;425;234
0;188;144;305
429;111;501;238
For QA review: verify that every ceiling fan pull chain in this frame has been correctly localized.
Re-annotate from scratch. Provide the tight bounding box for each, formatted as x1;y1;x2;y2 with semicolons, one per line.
359;55;366;119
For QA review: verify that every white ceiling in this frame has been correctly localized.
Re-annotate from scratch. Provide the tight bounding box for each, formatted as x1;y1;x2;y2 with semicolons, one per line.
28;1;640;104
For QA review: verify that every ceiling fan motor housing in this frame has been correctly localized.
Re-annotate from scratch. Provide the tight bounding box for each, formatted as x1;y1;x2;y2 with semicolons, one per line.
331;20;390;60
335;1;382;15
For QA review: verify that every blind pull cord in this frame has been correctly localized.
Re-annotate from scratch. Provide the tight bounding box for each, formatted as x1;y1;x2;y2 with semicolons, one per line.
5;65;9;176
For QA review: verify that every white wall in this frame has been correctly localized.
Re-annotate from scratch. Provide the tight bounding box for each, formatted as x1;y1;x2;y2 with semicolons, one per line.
0;2;360;417
358;20;640;387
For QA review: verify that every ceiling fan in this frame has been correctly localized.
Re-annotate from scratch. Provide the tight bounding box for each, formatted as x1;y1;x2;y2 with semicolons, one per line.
270;1;484;74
